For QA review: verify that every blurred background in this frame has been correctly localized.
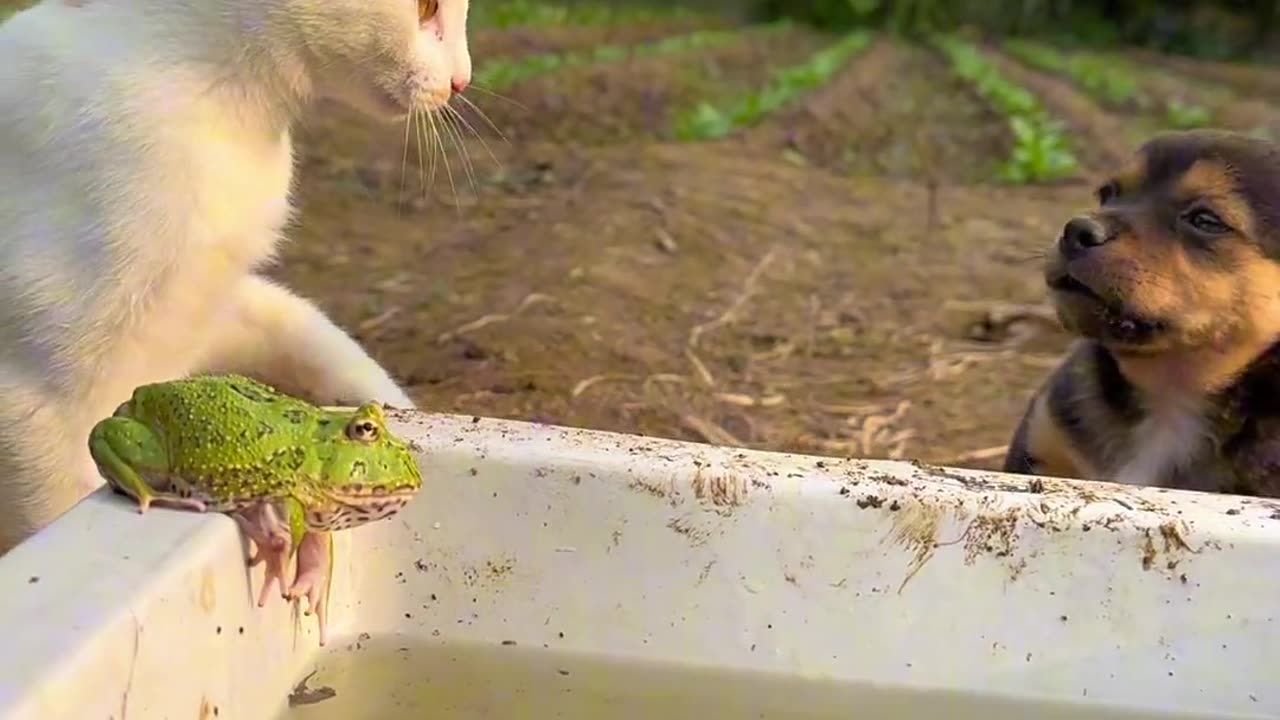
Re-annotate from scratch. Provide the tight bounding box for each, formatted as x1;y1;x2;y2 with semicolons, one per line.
3;0;1278;470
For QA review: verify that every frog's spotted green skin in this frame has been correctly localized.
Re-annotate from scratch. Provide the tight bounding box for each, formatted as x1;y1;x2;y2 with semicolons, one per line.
87;373;424;645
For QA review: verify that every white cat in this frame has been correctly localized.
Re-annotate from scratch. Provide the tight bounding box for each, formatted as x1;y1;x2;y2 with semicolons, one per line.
0;0;471;552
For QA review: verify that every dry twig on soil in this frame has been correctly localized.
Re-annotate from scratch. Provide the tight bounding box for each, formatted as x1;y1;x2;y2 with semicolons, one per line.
436;293;556;344
798;399;916;460
686;246;780;387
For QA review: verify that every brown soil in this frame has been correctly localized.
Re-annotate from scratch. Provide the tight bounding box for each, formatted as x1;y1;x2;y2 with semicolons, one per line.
1127;49;1280;102
734;38;1011;185
471;19;724;62
271;25;1280;473
276;140;1075;469
1120;54;1280;139
458;26;831;145
991;46;1280;143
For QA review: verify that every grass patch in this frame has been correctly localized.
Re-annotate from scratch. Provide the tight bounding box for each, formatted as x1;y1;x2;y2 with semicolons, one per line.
471;0;706;30
673;31;874;141
934;36;1077;184
474;28;750;92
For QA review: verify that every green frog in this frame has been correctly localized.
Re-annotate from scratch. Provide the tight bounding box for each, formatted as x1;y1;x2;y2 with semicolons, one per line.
87;373;423;645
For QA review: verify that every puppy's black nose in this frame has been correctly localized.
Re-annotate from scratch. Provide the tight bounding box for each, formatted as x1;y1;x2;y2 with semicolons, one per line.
1059;216;1110;259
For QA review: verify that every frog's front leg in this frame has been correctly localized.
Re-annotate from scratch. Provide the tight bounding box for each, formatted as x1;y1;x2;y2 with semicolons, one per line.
280;497;333;646
232;501;292;607
87;417;208;513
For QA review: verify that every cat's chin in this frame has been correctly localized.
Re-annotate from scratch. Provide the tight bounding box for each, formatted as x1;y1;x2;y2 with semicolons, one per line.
358;90;411;122
347;88;410;122
315;80;411;122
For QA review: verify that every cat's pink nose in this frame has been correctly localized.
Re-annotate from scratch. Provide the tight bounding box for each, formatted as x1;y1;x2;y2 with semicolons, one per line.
451;78;469;94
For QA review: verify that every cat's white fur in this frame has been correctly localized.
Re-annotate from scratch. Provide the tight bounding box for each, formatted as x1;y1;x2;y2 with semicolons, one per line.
0;0;471;552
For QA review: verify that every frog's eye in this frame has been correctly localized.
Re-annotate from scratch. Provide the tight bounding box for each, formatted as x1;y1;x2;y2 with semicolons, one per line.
348;419;380;443
417;0;439;22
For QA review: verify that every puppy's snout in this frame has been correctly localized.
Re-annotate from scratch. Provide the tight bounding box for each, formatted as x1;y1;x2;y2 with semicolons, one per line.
1059;216;1111;259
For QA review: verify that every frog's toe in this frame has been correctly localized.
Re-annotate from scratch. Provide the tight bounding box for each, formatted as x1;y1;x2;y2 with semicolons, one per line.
294;578;328;647
288;562;327;609
264;542;293;605
259;569;287;606
288;532;331;645
246;530;289;566
252;545;291;607
149;496;208;513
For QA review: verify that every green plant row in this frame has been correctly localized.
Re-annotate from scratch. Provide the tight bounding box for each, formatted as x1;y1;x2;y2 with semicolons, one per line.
471;0;706;30
1001;39;1211;130
751;0;1278;61
473;28;753;92
673;30;875;142
933;35;1077;184
1002;39;1138;108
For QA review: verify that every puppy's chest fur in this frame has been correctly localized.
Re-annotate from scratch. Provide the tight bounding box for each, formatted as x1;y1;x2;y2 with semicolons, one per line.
1108;400;1213;488
1050;342;1280;495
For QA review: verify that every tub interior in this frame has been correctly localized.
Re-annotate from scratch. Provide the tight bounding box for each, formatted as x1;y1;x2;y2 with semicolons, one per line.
278;635;1228;720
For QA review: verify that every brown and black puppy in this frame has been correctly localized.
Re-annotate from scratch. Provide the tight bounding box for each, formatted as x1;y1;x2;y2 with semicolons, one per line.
1004;129;1280;497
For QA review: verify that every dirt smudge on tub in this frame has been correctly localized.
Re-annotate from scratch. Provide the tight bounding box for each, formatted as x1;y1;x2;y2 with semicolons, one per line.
691;464;750;512
884;499;949;593
1140;520;1211;577
667;515;712;546
199;566;217;615
627;474;677;506
962;508;1020;563
486;556;517;581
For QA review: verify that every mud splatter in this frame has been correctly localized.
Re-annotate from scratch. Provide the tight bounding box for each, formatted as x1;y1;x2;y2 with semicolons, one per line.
885;499;949;592
962;508;1020;563
691;466;750;509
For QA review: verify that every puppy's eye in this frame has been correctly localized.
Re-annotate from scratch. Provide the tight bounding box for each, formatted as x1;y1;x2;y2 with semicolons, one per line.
1184;208;1230;234
418;0;439;21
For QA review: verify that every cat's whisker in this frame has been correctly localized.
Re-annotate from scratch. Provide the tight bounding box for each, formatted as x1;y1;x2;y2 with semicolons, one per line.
438;108;479;196
445;106;501;194
419;106;440;192
427;109;460;212
448;99;506;173
424;107;441;192
414;107;430;199
397;111;413;217
464;83;527;111
453;94;509;145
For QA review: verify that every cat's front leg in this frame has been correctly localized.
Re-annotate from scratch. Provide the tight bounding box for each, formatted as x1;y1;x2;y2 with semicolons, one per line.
200;274;416;409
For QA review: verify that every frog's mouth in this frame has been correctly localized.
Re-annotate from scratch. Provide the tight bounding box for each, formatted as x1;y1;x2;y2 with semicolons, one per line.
305;489;418;532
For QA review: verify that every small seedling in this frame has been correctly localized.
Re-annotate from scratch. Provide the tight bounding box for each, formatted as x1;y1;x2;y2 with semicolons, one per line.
673;31;874;141
935;36;1078;184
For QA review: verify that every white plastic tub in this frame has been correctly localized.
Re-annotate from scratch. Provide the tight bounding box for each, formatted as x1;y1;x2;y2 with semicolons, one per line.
0;410;1276;719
